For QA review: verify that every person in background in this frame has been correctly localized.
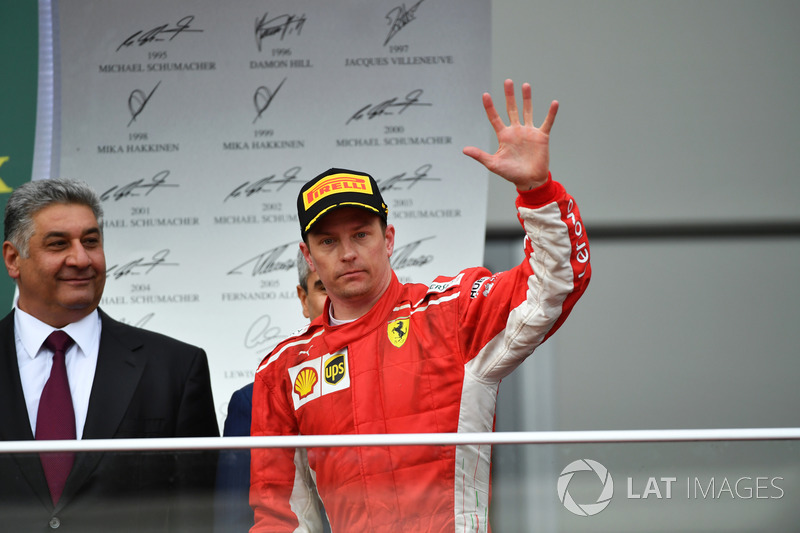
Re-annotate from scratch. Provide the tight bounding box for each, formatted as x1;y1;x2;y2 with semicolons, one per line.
0;178;219;532
249;79;592;532
295;248;328;324
215;248;327;532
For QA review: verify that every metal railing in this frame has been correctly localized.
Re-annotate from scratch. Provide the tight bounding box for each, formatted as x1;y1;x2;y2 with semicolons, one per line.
3;427;800;453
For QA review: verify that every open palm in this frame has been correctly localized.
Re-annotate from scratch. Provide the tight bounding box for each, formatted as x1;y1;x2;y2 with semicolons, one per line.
463;79;558;191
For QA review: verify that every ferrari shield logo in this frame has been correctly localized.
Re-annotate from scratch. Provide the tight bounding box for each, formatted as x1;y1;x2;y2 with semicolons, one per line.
387;318;410;348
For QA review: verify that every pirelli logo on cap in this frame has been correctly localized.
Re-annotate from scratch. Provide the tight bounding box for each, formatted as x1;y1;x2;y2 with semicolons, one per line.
303;173;372;210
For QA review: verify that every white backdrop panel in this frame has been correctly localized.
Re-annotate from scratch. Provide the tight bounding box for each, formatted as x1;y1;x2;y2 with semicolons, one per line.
57;0;491;422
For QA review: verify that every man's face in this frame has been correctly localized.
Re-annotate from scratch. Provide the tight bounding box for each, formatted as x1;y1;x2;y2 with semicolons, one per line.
301;207;394;318
297;270;327;321
3;203;106;328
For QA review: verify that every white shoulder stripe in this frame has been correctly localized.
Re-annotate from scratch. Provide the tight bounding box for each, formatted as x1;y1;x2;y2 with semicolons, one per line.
411;292;460;315
392;302;412;313
391;285;462;317
256;329;325;374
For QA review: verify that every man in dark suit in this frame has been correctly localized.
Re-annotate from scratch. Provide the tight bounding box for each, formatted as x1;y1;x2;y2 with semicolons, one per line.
0;178;219;532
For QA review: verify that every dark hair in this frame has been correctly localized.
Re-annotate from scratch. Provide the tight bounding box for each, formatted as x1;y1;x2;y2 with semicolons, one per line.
4;179;104;257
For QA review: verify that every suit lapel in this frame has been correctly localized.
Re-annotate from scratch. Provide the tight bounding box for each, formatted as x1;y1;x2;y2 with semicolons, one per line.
0;311;56;510
0;311;35;441
59;310;146;507
82;310;146;439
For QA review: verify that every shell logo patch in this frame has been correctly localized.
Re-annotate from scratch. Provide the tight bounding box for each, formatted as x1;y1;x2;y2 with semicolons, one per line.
387;318;410;348
294;368;318;399
288;349;351;410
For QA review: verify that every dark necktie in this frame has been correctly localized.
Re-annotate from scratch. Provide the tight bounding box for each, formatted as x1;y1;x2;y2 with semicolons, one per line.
35;330;76;505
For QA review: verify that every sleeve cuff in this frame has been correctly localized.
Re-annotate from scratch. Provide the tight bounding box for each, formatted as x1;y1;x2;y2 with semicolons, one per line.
515;172;559;209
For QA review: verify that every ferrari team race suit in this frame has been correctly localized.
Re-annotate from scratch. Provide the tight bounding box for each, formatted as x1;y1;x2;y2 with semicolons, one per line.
250;177;591;532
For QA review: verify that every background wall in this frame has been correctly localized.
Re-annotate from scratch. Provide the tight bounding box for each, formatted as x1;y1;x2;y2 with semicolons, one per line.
486;0;800;228
486;0;800;434
487;2;800;530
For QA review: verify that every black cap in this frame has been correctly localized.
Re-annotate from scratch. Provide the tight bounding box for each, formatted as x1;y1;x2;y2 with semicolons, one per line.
297;168;388;237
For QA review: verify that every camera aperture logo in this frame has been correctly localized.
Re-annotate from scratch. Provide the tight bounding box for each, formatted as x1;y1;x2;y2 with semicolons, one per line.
557;459;614;516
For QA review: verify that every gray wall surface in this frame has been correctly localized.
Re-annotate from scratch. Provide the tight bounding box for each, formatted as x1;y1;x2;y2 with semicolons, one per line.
485;2;800;530
486;0;800;430
485;0;800;228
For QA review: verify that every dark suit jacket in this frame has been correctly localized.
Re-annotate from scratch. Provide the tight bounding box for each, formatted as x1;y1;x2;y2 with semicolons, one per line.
0;308;220;532
214;383;254;532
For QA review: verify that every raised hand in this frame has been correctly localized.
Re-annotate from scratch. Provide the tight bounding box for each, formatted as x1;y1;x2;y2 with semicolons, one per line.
463;79;558;191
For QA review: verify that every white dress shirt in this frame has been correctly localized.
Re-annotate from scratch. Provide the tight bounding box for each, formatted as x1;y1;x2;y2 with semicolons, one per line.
14;307;102;440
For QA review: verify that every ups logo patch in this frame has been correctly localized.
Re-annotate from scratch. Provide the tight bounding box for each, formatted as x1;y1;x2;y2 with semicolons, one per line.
324;354;347;385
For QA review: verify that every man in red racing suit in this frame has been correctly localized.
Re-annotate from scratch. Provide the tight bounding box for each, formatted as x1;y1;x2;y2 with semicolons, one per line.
250;80;591;532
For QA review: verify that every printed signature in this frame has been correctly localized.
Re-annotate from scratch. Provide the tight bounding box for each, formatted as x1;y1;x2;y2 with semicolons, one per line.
224;166;301;202
228;242;296;277
253;77;287;123
100;170;177;202
391;237;434;270
346;89;431;125
384;1;426;46
117;15;203;51
128;81;161;127
107;249;178;279
376;164;439;191
255;12;306;51
118;312;155;329
244;314;284;350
